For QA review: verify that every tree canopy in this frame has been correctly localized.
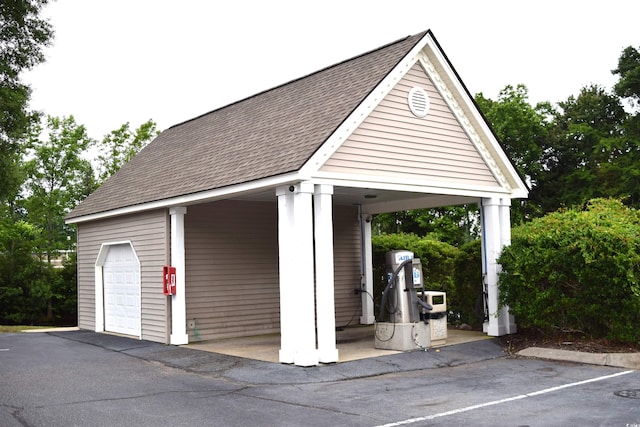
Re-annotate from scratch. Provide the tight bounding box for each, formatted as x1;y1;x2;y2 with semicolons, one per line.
0;0;53;201
613;45;640;109
532;84;630;212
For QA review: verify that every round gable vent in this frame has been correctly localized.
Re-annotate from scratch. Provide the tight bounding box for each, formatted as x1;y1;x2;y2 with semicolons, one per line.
408;86;430;118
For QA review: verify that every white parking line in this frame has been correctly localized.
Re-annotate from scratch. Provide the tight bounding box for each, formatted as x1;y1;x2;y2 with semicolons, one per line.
0;349;9;351
374;370;635;427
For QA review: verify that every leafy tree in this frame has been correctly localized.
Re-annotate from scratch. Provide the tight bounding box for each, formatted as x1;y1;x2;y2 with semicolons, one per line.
613;46;640;110
1;135;28;218
611;46;640;207
0;1;57;324
0;218;48;324
24;115;94;261
475;84;549;184
534;85;627;212
373;204;479;246
415;205;480;245
21;115;93;321
95;119;159;181
475;84;552;222
0;0;53;200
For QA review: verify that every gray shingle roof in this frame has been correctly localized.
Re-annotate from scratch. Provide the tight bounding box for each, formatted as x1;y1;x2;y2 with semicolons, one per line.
67;31;427;220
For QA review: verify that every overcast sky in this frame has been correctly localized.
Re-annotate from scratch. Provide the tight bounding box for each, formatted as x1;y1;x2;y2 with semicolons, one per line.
24;0;640;141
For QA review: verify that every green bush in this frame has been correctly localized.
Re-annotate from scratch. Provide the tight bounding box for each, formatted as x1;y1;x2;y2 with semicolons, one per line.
498;198;640;343
0;220;48;324
0;219;77;325
452;239;484;327
50;253;78;326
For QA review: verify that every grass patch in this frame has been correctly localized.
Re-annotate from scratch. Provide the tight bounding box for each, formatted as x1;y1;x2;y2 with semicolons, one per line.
0;325;52;333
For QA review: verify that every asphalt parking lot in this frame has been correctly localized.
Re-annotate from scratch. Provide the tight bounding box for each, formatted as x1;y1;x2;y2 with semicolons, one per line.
1;331;639;426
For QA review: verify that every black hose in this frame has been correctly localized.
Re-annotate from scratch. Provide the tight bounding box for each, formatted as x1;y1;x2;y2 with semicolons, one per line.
377;258;413;322
416;299;433;311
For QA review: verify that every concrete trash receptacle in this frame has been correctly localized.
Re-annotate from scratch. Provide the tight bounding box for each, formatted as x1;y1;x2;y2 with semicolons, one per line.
424;291;447;346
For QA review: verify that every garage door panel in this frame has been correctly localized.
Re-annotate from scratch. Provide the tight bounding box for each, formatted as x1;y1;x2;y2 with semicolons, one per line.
104;244;140;336
126;295;137;310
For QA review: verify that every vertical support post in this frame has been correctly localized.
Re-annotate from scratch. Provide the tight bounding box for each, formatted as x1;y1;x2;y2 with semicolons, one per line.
498;198;517;334
360;213;375;324
314;184;338;363
276;188;295;364
481;197;502;336
170;206;188;345
481;197;515;336
277;183;319;366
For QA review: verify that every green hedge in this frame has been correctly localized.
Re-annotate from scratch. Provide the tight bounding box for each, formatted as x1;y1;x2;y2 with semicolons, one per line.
498;199;640;343
452;240;484;327
0;220;77;325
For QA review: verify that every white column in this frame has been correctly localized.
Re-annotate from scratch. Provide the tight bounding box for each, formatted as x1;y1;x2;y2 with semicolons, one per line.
277;183;319;366
170;206;188;345
314;184;338;363
481;198;502;336
360;214;375;324
498;198;517;334
276;188;295;363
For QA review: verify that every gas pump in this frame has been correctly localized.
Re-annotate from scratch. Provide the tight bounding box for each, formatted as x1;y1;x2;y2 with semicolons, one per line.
375;250;435;351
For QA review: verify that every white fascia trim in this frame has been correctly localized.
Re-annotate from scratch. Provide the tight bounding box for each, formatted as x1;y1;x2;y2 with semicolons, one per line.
311;173;515;199
300;33;431;176
95;240;140;267
67;171;304;224
418;45;528;197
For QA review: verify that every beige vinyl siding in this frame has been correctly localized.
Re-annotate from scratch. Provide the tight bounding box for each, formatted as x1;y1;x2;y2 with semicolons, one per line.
333;205;363;327
77;223;96;331
321;63;498;186
184;200;363;341
185;201;280;341
76;210;169;343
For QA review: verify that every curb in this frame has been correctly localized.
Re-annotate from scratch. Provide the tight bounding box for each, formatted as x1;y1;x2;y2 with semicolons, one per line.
517;347;640;370
22;327;80;333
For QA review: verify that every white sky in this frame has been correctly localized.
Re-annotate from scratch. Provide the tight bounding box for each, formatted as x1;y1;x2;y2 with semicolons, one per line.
24;0;640;142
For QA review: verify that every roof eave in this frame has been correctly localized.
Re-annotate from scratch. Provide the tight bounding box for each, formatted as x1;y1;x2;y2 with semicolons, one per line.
65;171;304;224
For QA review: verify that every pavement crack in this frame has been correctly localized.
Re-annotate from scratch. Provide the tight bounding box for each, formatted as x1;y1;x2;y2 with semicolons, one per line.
1;404;30;427
32;387;246;409
233;390;364;418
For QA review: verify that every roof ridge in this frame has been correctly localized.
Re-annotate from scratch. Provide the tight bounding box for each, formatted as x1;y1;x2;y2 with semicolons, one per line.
167;32;427;131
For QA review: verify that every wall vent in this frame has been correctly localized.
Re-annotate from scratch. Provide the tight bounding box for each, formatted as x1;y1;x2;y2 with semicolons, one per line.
408;86;429;118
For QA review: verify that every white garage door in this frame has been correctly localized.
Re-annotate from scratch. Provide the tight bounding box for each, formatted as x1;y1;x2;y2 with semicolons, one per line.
103;244;140;336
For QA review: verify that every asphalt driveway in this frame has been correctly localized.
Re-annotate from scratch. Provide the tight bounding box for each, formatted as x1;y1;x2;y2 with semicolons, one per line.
1;331;638;426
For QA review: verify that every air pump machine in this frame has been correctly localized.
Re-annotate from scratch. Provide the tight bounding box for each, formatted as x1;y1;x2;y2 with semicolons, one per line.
375;250;437;351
